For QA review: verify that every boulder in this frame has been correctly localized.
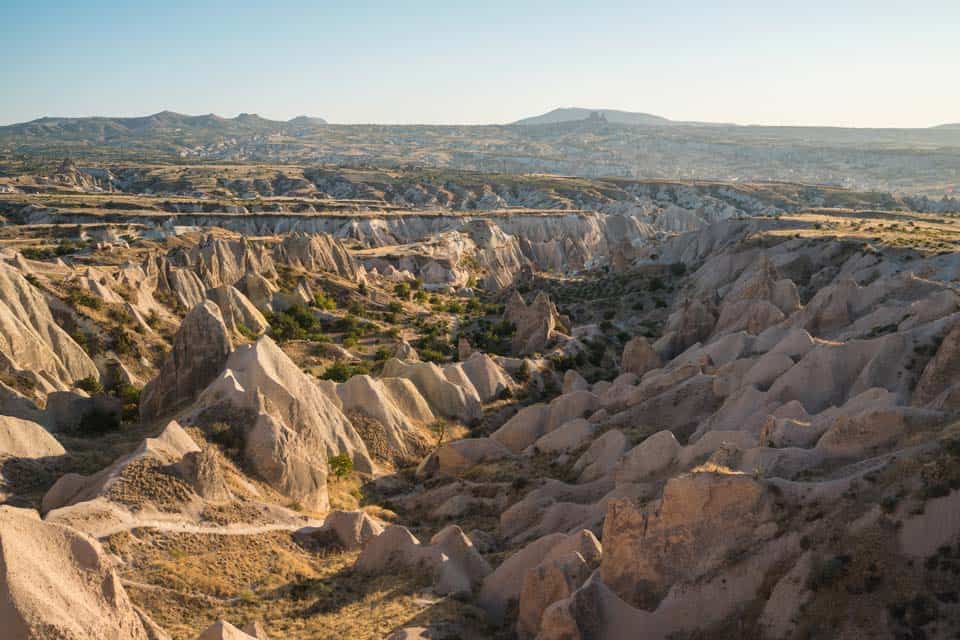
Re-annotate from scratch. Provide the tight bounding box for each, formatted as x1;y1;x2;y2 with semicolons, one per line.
140;301;233;422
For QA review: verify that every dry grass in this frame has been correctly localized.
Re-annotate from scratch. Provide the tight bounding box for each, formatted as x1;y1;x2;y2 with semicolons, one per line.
108;529;493;640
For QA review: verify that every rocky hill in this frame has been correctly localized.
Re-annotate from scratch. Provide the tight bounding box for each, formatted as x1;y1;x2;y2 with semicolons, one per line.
511;108;673;126
0;166;959;638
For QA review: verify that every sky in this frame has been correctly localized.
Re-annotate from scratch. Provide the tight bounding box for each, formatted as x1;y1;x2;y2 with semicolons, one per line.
2;0;958;128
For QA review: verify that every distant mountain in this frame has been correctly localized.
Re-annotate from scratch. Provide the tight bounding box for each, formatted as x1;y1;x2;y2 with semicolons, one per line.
512;107;673;127
933;123;960;130
288;115;328;126
1;111;326;138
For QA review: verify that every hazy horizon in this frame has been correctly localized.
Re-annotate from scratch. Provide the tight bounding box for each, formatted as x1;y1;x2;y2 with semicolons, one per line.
3;0;959;129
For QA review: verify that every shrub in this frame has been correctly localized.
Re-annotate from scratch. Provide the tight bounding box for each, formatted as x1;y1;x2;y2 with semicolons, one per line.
313;293;337;310
75;376;104;395
329;453;353;480
394;282;412;300
76;407;121;436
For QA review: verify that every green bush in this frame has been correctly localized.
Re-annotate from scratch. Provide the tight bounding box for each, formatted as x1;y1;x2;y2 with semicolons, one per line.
75;376;104;395
76;407;121;436
328;453;353;480
318;360;370;382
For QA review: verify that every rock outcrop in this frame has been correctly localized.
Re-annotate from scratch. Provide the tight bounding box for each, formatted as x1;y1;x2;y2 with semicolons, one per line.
187;336;372;510
0;505;160;639
140;301;233;422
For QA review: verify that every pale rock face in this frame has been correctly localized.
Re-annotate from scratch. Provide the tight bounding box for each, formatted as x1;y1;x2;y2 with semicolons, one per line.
613;430;681;483
506;291;566;355
529;419;596;455
296;510;384;551
0;261;99;391
517;551;590;639
759;551;814;640
188;337;372;510
236;272;279;313
196;620;257;640
0;414;65;458
355;524;489;597
914;322;960;406
205;285;269;336
600;472;773;609
393;340;419;361
620;335;662;376
0;505;157;640
382;358;481;423
140;301;233;423
336;374;433;459
430;524;493;595
42;420;200;515
164;266;207;310
478;529;601;624
654;298;716;360
240;621;270;640
459;352;514;402
168;234;276;290
274;232;357;279
419;437;513;478
815;406;942;457
562;369;590;394
573;429;629;482
491;403;551;453
546;390;601;432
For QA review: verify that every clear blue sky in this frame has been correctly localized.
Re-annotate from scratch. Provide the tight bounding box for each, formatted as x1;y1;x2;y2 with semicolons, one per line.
3;0;958;127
